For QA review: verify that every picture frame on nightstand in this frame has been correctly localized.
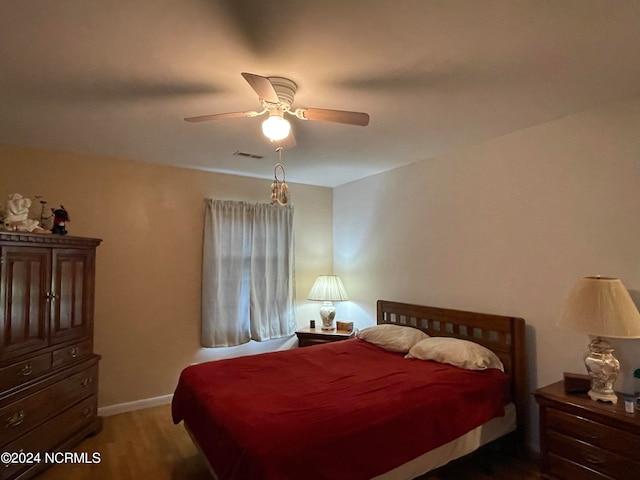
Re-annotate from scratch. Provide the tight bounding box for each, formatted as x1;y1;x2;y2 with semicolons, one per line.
562;372;591;394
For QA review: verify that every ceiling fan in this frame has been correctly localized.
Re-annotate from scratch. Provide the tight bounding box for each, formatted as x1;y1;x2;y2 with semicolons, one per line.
184;72;370;143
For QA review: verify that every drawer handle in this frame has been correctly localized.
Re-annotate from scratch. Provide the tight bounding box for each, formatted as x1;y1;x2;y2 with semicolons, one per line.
82;407;94;418
45;292;59;301
19;363;33;376
80;377;93;388
69;347;80;358
584;454;605;465
6;410;25;428
585;429;602;440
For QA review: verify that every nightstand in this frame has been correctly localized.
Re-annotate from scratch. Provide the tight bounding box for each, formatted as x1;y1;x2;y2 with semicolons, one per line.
295;327;355;347
534;380;640;480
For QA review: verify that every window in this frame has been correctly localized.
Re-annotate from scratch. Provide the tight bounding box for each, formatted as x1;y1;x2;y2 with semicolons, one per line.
201;200;296;347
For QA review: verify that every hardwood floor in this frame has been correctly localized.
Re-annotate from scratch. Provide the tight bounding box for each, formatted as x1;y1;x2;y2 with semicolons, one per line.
36;404;540;479
36;404;210;480
424;451;540;480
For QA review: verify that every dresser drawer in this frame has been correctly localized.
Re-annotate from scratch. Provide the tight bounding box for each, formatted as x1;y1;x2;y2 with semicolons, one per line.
546;407;640;455
548;453;615;480
0;354;52;393
0;395;97;480
51;340;92;369
0;364;98;447
547;430;640;480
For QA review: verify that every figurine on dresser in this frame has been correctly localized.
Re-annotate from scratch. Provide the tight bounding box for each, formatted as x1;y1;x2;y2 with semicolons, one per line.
51;205;70;235
2;193;48;233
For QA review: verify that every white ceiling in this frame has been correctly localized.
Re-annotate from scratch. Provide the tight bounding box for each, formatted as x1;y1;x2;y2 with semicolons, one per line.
1;1;639;187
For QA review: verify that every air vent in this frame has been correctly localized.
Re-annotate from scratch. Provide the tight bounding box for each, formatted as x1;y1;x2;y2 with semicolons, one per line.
233;151;264;159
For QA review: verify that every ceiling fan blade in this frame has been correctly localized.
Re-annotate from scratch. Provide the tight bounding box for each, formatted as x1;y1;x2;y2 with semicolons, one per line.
241;72;279;104
297;108;369;126
184;111;260;123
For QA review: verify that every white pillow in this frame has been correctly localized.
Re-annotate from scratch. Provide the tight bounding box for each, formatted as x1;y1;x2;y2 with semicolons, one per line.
405;337;504;372
357;324;429;353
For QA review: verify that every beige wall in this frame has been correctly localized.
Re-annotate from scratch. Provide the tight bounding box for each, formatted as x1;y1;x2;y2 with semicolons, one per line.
333;95;640;449
0;144;333;407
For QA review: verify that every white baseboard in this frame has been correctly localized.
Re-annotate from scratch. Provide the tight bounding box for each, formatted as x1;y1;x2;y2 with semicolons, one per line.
98;393;173;417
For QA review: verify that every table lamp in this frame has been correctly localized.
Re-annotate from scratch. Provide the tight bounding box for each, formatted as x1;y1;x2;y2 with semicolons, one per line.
307;275;349;330
557;276;640;403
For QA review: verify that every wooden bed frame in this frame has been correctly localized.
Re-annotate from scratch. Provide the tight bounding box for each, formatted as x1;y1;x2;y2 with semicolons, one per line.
179;300;527;480
377;300;527;449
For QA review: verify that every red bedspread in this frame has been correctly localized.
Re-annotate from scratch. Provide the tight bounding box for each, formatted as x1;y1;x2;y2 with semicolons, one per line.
172;338;510;480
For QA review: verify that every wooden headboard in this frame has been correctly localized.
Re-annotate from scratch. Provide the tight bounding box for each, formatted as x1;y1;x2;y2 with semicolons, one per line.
377;300;527;447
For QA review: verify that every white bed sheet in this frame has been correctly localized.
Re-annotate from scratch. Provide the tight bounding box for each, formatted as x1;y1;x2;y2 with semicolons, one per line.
372;402;517;480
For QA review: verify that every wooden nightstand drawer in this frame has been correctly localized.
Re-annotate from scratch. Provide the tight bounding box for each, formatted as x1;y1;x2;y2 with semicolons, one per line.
536;381;640;480
546;407;640;455
295;327;355;348
547;430;640;480
548;453;615;480
298;337;334;347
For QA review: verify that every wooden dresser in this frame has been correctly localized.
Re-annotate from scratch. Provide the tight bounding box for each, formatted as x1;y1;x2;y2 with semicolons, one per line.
534;380;640;480
0;232;102;480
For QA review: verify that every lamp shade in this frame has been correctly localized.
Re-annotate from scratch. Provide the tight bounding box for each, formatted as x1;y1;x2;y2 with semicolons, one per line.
307;275;349;302
558;276;640;338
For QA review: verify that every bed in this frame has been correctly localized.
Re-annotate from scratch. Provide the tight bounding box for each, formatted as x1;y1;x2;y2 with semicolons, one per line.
172;300;526;480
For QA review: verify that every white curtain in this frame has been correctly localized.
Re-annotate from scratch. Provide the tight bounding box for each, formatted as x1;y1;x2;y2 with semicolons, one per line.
202;199;296;347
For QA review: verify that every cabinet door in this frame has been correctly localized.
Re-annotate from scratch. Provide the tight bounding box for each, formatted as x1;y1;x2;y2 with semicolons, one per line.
0;246;51;360
49;249;95;345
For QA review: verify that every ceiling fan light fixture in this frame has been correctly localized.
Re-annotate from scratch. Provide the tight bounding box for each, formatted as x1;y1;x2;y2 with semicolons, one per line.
262;114;291;141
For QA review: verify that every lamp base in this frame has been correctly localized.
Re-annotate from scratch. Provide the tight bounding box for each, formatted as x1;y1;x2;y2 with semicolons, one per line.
319;301;336;331
588;389;618;404
584;336;620;404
